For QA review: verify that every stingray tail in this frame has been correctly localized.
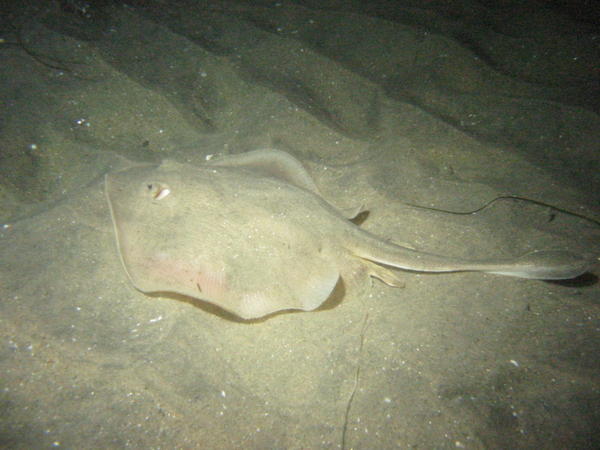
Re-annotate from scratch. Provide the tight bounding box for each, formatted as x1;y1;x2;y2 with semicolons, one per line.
352;231;597;280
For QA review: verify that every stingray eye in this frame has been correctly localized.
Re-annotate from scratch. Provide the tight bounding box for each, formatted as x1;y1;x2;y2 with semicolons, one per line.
146;183;171;201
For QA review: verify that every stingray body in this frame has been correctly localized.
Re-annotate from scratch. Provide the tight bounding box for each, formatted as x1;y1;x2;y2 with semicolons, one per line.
105;149;596;319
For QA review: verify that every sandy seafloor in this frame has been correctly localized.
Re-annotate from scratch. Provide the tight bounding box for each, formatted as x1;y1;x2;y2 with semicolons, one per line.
1;0;599;448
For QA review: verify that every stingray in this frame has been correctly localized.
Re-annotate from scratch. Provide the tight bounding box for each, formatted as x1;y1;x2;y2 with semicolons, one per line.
105;149;597;319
